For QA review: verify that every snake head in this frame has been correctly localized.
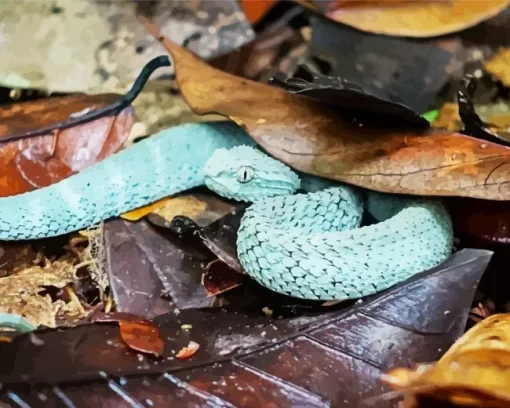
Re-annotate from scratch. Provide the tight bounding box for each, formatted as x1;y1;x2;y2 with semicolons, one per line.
203;145;300;202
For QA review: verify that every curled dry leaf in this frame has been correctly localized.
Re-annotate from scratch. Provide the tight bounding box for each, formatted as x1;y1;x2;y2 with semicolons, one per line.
0;253;87;329
484;47;510;87
0;93;133;197
270;64;429;128
316;0;509;38
176;340;200;360
144;20;510;201
91;312;164;357
202;259;245;297
470;302;493;324
383;313;510;408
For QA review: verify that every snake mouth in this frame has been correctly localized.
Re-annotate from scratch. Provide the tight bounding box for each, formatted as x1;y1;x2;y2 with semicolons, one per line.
204;177;298;203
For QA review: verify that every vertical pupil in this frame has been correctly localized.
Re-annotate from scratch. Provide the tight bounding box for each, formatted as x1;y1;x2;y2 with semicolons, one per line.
243;170;248;180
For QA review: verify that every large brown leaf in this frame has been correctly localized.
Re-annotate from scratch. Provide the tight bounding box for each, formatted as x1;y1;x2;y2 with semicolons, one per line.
144;20;510;201
0;94;133;196
383;313;510;407
301;0;509;38
0;249;491;407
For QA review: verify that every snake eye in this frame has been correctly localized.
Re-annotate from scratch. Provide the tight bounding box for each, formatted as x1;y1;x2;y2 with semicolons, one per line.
237;166;254;183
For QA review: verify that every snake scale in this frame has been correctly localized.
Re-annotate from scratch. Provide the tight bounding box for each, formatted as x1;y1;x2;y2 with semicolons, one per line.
1;121;453;301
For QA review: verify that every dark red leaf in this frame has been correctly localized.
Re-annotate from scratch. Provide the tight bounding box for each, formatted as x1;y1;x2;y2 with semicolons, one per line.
202;260;245;297
0;94;133;196
91;312;164;358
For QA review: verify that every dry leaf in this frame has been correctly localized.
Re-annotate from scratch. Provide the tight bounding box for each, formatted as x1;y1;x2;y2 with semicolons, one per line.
320;0;509;38
91;312;164;357
240;0;277;23
176;340;200;359
432;102;463;132
143;20;510;201
0;254;87;329
331;0;441;7
122;193;234;228
484;47;510;87
0;93;133;197
383;313;510;407
121;197;171;221
202;259;244;297
138;195;208;223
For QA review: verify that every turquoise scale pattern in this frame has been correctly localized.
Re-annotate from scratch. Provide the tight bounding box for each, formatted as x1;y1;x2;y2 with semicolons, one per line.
0;122;255;241
0;120;454;302
237;186;453;300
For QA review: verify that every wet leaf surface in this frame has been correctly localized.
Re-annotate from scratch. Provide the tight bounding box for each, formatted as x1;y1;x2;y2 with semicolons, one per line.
0;249;492;407
270;64;429;128
309;0;509;38
0;93;133;196
91;312;164;358
383;313;510;407
144;21;510;201
104;218;214;316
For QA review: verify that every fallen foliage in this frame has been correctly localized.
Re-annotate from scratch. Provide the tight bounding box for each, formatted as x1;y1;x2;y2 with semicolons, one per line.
91;312;164;357
0;251;87;329
318;0;509;38
484;47;510;87
176;340;200;359
0;93;133;196
143;19;510;201
383;313;510;407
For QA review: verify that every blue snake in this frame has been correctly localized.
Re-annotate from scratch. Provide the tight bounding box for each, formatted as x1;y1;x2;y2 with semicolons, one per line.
0;121;453;301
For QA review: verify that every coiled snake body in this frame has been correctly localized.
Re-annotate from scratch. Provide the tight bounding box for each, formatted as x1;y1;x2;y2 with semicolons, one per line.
1;122;453;300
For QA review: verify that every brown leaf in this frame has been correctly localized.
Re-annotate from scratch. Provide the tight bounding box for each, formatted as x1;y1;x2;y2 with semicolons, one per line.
432;102;463;132
143;20;510;201
484;47;510;87
91;312;164;357
319;0;509;38
202;260;244;297
240;0;277;23
104;219;215;315
176;340;200;360
0;249;492;407
0;93;133;196
383;313;510;407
